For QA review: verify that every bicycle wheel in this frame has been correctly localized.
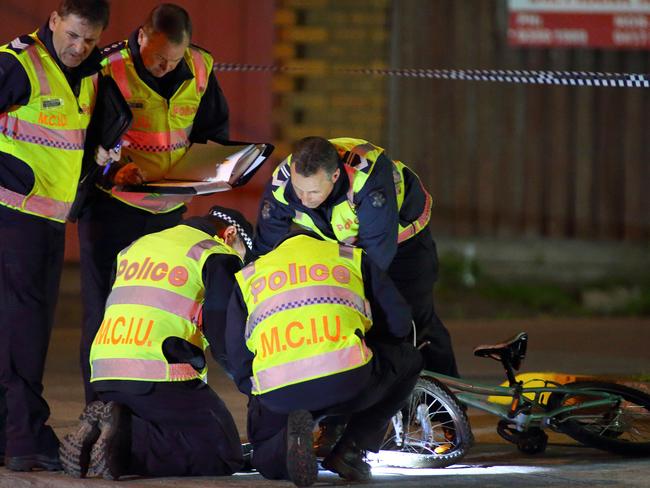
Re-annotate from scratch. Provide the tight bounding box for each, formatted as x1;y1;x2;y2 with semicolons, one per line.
547;381;650;456
375;377;473;468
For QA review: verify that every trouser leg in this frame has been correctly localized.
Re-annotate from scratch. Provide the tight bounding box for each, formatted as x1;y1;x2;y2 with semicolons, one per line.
389;231;459;376
0;208;62;456
247;396;292;480
98;383;242;476
338;342;423;451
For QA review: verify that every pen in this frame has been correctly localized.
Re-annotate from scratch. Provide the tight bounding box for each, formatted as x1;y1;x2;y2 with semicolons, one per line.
102;141;122;176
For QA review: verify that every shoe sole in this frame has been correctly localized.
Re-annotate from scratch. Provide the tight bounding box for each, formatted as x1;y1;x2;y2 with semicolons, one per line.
87;402;130;480
286;410;317;487
59;401;104;477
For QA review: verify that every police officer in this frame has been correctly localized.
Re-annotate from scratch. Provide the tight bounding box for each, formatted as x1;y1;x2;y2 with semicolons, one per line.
78;3;231;403
0;0;111;471
227;230;423;486
255;136;458;377
60;206;252;480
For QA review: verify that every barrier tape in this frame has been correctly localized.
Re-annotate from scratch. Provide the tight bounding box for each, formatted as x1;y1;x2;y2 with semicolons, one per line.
213;62;650;88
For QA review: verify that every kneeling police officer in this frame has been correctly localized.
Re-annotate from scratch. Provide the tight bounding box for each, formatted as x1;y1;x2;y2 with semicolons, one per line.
60;206;252;479
226;229;423;486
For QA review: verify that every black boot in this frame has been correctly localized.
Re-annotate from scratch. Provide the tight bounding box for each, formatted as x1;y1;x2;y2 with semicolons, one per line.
59;401;104;477
321;437;371;481
86;401;131;480
286;410;317;487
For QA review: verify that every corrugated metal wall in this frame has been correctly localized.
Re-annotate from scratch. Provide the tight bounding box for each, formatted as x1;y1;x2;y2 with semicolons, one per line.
388;0;650;242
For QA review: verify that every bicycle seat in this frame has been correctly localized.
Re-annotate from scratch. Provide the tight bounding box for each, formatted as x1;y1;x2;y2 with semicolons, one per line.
473;332;528;370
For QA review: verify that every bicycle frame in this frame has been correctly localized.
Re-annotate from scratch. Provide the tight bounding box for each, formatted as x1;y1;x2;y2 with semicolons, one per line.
420;370;623;433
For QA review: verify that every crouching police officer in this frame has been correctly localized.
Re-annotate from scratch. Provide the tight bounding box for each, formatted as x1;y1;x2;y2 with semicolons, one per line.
226;230;424;486
60;206;253;480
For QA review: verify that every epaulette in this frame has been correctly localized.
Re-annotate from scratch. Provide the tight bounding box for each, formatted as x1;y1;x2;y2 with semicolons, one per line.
190;43;212;56
5;35;35;55
343;151;372;173
271;159;291;188
100;40;127;58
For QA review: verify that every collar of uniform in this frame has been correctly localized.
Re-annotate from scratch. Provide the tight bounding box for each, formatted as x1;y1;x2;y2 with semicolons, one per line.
274;228;325;250
37;20;103;79
127;28;193;98
180;216;217;237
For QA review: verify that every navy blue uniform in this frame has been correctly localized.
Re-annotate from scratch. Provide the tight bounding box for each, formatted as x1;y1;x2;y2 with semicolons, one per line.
78;29;230;403
0;23;102;462
254;152;459;376
92;217;243;476
226;232;423;480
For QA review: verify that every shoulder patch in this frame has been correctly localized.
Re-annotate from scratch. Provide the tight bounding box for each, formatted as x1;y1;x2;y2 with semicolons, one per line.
368;189;387;208
100;40;126;58
5;35;35;54
271;159;291;188
343;151;371;173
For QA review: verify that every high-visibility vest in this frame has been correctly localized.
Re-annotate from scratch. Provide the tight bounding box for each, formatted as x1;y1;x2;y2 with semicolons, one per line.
90;224;242;383
0;33;97;222
271;137;433;245
236;235;374;395
99;42;213;213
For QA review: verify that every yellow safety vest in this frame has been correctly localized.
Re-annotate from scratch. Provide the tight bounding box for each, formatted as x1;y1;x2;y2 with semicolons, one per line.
0;33;96;222
99;42;213;213
271;137;433;245
236;235;374;395
90;224;242;383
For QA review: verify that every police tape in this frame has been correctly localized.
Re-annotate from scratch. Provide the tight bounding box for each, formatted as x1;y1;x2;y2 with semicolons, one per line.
213;62;650;89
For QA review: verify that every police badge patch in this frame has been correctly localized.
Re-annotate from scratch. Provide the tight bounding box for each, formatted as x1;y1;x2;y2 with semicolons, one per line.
261;199;273;220
369;190;386;208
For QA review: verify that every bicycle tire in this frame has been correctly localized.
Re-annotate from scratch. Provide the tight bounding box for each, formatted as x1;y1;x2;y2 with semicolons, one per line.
375;377;473;468
547;381;650;456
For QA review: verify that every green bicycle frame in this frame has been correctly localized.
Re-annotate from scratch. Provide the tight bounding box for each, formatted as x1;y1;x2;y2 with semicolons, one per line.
420;370;623;431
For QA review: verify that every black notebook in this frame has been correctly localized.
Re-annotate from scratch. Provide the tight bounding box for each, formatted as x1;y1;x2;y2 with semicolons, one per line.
123;140;274;195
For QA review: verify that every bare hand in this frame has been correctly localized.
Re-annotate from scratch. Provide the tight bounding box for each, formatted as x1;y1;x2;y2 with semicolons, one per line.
95;145;123;166
114;163;146;186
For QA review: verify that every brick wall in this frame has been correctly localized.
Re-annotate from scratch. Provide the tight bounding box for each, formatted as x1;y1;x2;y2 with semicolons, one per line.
273;0;391;157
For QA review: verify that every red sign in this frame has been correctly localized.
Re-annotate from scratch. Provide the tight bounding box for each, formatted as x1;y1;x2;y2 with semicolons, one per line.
508;0;650;49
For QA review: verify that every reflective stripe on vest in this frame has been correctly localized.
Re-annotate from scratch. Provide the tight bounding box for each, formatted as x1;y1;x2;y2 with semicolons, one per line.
92;358;198;381
251;343;372;394
0;185;70;221
90;226;240;383
190;48;207;94
100;45;211;214
126;127;191;153
238;236;373;395
245;284;371;340
26;46;51;95
0;34;95;222
397;180;433;243
106;285;202;324
0;113;85;150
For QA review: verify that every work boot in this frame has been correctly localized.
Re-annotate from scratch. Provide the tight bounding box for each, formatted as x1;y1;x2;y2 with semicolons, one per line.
313;418;345;458
286;410;317;487
59;401;105;477
321;437;371;482
5;452;62;472
86;401;131;480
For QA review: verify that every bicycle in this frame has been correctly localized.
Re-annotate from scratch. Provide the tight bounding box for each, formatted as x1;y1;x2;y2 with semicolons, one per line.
374;331;650;468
